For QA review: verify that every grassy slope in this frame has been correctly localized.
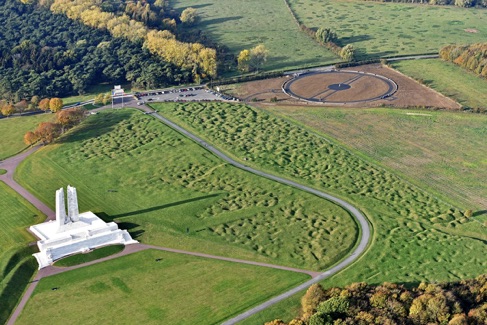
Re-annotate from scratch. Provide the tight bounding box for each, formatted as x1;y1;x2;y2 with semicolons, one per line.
0;113;53;160
290;0;487;59
392;59;487;109
173;0;338;71
16;249;309;325
0;181;44;276
153;102;486;286
265;106;487;210
15;109;357;271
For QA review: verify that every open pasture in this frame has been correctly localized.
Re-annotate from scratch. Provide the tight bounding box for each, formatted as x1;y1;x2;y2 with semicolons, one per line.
16;249;309;324
172;0;338;71
153;102;487;286
15;109;357;271
392;59;487;109
0;113;53;160
289;0;487;58
265;106;487;210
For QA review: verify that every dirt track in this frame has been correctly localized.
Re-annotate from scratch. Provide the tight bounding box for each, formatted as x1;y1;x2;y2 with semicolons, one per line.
229;64;461;109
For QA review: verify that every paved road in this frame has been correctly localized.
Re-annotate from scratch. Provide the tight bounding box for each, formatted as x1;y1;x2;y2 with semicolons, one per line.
0;145;55;221
139;106;371;324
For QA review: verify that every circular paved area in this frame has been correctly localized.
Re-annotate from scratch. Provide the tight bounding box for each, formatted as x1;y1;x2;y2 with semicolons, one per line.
283;70;398;104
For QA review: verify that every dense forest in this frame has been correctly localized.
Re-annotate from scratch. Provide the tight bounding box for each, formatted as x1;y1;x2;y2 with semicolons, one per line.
363;0;487;8
0;0;196;102
267;274;487;325
440;43;487;79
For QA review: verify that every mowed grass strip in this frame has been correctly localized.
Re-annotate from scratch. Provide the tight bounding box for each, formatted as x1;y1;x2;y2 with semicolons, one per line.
0;113;53;160
16;249;310;325
153;102;487;285
289;0;487;59
173;0;338;71
391;59;487;109
265;106;487;210
15;109;357;271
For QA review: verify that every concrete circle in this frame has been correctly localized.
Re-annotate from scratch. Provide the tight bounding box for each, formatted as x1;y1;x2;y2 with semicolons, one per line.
282;70;398;104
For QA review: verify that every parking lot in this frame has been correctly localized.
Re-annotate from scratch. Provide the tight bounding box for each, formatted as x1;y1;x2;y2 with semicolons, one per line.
133;86;239;105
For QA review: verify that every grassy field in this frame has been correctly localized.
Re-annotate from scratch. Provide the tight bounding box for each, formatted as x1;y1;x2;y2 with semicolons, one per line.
391;59;487;109
15;109;357;271
153;102;487;287
289;0;487;59
16;249;309;324
0;182;44;324
61;83;131;106
265;106;487;210
54;245;124;267
0;181;44;276
0;113;53;160
173;0;338;71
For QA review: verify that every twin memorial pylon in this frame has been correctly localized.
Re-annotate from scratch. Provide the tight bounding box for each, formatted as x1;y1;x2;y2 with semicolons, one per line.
30;186;138;269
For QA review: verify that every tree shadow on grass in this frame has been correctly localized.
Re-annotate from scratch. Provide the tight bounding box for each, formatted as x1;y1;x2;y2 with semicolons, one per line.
190;3;213;9
202;16;243;26
58;110;132;144
473;210;487;217
109;193;222;219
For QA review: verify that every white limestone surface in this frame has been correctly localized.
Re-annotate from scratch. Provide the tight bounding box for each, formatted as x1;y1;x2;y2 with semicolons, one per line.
30;186;137;269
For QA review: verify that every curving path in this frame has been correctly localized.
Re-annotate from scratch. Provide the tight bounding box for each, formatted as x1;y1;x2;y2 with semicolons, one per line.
139;106;371;324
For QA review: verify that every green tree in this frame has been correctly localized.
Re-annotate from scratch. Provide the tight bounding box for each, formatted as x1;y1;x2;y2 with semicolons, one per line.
180;7;198;26
316;28;337;43
340;44;355;62
30;95;40;109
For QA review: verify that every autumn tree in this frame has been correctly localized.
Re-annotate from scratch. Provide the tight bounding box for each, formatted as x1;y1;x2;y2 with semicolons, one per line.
30;95;40;110
23;131;38;146
56;107;85;133
1;103;15;117
302;284;326;320
238;49;251;72
38;98;50;112
180;7;198;26
249;44;269;72
49;98;63;112
34;122;61;144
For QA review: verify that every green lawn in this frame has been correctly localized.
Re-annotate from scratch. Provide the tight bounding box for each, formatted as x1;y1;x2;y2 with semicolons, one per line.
152;102;486;286
0;181;44;324
392;59;487;109
0;181;44;277
0;113;53;160
16;249;309;324
15;109;357;271
266;106;487;210
54;245;124;267
289;0;487;59
173;0;338;71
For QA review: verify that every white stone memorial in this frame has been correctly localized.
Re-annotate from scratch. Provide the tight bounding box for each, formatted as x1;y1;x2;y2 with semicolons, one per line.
30;185;138;269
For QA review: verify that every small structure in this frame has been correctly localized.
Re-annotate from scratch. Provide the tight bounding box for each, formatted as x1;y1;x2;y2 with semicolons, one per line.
30;186;137;269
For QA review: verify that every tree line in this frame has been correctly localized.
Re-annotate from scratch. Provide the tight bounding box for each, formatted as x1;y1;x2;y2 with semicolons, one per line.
266;274;487;325
24;106;85;145
41;0;217;80
440;43;487;79
361;0;487;8
0;0;191;103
